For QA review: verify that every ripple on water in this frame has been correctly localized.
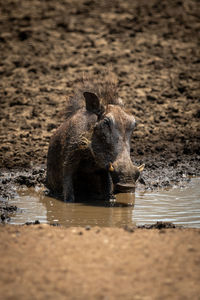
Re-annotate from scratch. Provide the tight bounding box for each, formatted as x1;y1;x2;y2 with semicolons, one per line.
133;178;200;228
8;178;200;228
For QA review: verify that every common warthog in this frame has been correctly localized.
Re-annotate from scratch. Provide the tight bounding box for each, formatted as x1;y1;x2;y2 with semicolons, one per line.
46;78;144;202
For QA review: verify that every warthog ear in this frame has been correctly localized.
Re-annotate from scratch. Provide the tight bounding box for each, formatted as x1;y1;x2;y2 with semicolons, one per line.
83;92;104;117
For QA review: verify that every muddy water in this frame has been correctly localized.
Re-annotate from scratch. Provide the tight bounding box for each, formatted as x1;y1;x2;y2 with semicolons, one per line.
9;178;200;228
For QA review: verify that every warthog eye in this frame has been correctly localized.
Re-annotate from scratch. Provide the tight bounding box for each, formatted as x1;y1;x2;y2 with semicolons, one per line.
103;117;111;126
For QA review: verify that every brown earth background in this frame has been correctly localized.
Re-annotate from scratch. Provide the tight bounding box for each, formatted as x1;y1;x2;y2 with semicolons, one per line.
0;0;200;299
0;0;199;172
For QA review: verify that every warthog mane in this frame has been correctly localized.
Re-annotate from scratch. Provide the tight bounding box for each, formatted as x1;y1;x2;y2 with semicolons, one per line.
63;72;122;119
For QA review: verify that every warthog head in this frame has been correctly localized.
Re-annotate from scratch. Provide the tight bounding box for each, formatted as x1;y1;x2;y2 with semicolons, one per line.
83;92;144;194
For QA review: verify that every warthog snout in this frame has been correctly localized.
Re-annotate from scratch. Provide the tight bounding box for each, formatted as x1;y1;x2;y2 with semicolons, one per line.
109;158;145;194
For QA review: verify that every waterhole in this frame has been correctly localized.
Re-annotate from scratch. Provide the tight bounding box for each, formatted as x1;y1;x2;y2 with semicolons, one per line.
9;177;200;228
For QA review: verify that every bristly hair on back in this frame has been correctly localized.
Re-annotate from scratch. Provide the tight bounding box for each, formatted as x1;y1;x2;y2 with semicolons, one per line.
63;71;123;119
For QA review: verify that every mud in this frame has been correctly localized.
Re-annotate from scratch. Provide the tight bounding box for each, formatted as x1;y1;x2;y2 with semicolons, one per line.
0;0;199;217
0;202;17;223
0;1;200;297
0;0;199;171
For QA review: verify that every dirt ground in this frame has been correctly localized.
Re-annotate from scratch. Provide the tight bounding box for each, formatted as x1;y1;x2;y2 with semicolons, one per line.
0;0;199;171
0;0;200;299
0;225;199;300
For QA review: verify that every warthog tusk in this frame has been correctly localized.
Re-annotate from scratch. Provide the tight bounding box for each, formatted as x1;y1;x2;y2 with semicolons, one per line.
108;162;114;172
138;164;145;172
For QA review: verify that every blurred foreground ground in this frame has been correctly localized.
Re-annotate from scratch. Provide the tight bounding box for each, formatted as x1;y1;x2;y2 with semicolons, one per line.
0;225;200;300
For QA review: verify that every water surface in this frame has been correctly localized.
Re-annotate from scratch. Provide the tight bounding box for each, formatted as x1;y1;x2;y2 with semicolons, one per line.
9;178;200;228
